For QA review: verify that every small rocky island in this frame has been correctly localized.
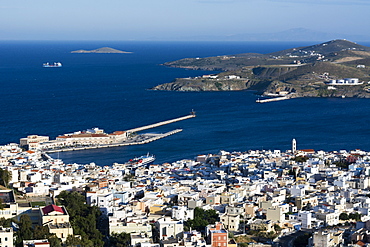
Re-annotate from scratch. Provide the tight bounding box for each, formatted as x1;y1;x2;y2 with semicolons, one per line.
71;47;132;54
152;39;370;98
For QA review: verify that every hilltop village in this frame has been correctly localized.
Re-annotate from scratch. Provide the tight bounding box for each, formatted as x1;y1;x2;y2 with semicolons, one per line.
1;139;370;246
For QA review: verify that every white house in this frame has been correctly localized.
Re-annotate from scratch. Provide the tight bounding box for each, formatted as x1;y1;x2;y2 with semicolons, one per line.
0;227;13;247
172;206;194;221
298;211;312;229
155;217;184;240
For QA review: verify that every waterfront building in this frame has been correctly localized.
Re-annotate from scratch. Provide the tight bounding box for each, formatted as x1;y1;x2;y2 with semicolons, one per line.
20;135;50;149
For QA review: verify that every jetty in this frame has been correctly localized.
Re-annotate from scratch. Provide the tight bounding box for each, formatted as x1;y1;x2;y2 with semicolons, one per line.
126;114;195;134
256;96;290;103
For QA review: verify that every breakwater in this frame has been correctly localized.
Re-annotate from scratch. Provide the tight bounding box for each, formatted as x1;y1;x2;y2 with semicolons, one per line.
256;96;290;103
126;114;195;133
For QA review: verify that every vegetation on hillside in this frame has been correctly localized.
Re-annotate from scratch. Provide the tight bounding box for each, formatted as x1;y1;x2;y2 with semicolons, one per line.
0;168;11;187
184;207;219;232
57;191;104;247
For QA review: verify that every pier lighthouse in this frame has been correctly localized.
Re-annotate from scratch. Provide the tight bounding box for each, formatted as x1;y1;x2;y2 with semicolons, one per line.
292;138;297;153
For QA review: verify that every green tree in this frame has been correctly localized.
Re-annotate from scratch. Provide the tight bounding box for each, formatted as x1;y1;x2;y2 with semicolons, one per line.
65;235;84;247
291;156;308;163
0;217;12;227
0;198;5;210
0;168;11;187
48;235;62;247
57;191;104;247
184;207;219;232
15;214;33;247
19;214;33;239
33;225;50;239
110;232;131;247
339;212;349;221
349;212;361;221
273;224;282;232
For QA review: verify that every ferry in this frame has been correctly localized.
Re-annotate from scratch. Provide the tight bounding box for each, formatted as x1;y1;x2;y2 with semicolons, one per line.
43;62;62;68
128;153;156;167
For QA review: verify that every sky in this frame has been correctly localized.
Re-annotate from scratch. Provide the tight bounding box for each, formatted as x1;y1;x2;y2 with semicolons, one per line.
1;0;369;41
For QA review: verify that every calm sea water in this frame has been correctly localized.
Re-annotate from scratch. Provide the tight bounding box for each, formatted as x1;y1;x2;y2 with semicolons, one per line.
1;40;370;165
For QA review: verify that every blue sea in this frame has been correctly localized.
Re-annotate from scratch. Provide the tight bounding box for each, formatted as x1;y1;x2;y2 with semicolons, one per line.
1;40;370;166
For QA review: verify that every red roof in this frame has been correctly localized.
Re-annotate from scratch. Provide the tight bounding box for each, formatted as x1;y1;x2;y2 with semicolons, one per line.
356;241;365;247
42;204;64;215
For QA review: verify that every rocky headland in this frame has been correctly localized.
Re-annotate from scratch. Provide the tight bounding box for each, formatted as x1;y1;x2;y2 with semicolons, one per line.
151;40;370;98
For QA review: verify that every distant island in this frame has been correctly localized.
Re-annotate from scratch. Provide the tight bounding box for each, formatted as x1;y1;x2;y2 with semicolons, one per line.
71;47;132;54
151;39;370;98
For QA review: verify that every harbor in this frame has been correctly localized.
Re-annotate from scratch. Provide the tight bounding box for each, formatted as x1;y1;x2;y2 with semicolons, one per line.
20;113;196;153
46;129;183;153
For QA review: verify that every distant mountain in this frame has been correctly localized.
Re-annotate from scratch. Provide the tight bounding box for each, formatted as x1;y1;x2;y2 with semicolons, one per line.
268;39;370;56
179;28;370;42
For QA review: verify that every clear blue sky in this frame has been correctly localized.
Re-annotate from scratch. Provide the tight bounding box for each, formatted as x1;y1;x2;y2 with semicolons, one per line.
1;0;369;40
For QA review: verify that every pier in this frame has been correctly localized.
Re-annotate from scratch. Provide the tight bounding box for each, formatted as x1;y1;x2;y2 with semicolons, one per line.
256;96;290;103
126;114;195;134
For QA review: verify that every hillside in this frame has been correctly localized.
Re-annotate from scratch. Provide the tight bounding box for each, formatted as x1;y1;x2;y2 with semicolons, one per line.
152;40;370;98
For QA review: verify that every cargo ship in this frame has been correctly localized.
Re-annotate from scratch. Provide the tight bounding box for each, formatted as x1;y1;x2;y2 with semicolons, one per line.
43;62;62;68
